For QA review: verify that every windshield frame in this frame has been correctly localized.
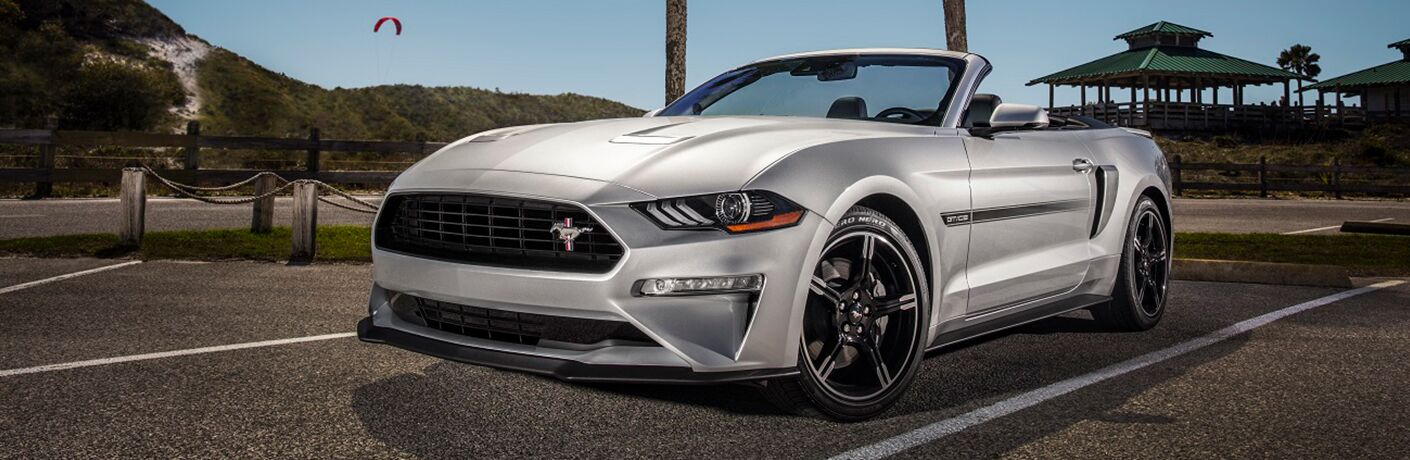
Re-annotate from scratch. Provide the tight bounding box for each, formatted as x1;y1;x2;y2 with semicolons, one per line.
659;53;968;126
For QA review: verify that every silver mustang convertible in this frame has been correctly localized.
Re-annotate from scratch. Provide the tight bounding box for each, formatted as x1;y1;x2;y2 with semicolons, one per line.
357;48;1173;421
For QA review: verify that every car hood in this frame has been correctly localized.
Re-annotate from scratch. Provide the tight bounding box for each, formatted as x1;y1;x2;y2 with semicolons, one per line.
393;116;934;203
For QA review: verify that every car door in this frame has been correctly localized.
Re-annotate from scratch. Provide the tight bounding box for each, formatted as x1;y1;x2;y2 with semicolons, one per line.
960;130;1094;316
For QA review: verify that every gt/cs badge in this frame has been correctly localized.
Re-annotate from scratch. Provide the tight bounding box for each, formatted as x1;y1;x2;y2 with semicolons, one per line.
550;218;593;251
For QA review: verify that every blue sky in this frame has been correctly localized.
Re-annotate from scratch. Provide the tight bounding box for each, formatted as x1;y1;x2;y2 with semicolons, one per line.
148;0;1410;110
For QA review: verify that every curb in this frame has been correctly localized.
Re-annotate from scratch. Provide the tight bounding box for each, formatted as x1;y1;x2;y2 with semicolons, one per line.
1340;221;1410;236
1172;259;1353;288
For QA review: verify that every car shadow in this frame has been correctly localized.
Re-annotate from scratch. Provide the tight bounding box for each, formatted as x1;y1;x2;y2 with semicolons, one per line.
349;312;1246;458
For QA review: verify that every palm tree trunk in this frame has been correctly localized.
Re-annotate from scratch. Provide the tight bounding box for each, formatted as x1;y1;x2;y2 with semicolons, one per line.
943;0;967;53
1297;80;1305;107
665;0;687;105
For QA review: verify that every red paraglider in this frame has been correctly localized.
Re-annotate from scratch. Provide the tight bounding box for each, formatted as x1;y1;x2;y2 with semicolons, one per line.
373;16;402;35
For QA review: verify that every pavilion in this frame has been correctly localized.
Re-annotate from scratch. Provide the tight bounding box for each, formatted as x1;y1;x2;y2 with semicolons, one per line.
1028;21;1307;131
1304;39;1410;124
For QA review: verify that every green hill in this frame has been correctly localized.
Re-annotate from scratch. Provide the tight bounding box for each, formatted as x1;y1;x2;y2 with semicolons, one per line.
0;0;643;140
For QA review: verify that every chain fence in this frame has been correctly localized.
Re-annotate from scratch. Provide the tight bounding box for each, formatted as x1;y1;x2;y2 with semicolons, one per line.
139;165;381;214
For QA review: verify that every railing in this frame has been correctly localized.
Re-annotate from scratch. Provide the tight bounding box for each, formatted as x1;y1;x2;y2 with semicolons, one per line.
1170;155;1410;197
1049;101;1403;130
7;124;1410;199
0;121;448;197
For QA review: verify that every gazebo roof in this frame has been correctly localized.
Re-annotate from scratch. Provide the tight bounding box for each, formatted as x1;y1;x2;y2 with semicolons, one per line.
1028;46;1302;86
1114;21;1212;40
1304;60;1410;91
1305;38;1410;91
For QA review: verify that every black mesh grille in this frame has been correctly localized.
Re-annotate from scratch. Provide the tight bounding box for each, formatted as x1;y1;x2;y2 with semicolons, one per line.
375;194;624;273
412;297;654;347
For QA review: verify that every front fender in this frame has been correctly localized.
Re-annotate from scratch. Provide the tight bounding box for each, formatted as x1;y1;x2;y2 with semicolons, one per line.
743;133;974;346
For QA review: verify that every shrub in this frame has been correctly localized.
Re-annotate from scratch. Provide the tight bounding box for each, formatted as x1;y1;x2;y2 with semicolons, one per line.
1212;134;1240;149
61;60;183;131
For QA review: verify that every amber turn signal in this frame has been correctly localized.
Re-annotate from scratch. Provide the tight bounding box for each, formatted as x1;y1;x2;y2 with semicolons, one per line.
725;210;804;233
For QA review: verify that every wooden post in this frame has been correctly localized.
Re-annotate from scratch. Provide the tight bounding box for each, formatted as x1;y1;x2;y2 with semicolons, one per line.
250;174;277;234
1080;85;1087;113
289;180;317;265
1048;84;1054;110
1336;87;1344;126
1316;90;1325;121
1098;81;1107;120
1171;155;1183;197
1332;157;1342;200
1142;75;1151;126
184;121;200;170
416;132;428;157
1258;155;1268;198
1397;88;1403;119
306;127;321;176
34;116;57;199
119;168;147;246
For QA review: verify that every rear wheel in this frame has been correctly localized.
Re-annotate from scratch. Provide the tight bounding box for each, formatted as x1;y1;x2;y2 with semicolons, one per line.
1093;195;1169;331
762;206;929;421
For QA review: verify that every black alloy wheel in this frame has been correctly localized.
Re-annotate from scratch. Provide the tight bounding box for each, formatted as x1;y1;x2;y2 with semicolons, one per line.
762;206;928;421
1093;195;1169;331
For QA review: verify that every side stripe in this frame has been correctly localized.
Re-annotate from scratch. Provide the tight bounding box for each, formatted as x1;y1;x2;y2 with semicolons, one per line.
942;198;1089;227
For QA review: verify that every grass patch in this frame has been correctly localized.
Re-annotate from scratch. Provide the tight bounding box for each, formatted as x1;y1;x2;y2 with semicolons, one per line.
1;229;1405;276
1175;233;1410;276
0;226;371;262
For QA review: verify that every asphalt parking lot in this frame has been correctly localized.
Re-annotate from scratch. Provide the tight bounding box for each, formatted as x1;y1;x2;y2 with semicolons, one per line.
2;257;1407;458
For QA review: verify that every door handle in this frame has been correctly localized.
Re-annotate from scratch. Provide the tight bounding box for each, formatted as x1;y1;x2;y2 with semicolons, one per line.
1072;158;1094;172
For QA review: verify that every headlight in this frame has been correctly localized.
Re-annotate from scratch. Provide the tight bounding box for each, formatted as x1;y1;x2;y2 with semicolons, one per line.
631;190;804;233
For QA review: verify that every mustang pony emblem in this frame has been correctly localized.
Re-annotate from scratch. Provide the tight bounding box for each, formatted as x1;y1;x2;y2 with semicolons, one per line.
550;218;593;251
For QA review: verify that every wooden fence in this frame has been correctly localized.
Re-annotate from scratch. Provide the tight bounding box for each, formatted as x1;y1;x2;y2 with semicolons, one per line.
4;124;1410;199
1170;155;1410;197
0;121;447;197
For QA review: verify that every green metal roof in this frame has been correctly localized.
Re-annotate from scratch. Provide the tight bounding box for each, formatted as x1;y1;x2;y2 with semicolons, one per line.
1028;46;1301;85
1114;21;1212;40
1304;60;1410;91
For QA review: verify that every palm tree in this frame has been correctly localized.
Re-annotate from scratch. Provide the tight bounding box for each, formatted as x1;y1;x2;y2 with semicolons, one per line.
1277;44;1321;107
665;0;687;105
943;0;967;53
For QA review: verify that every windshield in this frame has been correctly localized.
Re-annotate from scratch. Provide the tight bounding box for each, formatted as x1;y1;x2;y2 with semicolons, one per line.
659;54;963;125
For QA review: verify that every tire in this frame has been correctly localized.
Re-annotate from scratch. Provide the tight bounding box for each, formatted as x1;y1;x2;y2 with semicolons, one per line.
761;206;930;421
1092;195;1170;331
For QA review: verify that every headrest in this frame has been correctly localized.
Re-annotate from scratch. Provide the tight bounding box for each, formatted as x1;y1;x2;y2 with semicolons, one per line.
965;93;1003;128
826;96;868;119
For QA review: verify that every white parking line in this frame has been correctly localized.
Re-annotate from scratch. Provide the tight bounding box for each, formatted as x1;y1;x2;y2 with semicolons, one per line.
831;279;1405;460
0;260;143;295
0;333;357;378
1282;217;1393;235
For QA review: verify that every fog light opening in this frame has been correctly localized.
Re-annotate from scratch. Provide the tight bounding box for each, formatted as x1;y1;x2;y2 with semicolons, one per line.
636;274;764;296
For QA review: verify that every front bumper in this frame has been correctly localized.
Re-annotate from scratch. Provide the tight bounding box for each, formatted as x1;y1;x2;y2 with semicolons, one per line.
364;194;833;381
357;317;796;383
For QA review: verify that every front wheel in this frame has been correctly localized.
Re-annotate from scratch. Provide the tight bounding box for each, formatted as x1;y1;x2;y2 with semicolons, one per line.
762;206;929;421
1092;195;1170;331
